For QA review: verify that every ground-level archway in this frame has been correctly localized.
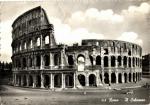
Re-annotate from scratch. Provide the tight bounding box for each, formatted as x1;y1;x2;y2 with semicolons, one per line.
29;75;33;86
54;74;61;87
118;73;122;83
89;74;96;86
44;75;50;88
65;74;73;88
36;75;41;87
78;74;85;86
104;73;109;84
111;73;116;83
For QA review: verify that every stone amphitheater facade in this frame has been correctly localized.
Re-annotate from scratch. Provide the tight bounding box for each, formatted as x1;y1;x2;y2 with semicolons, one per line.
12;6;142;89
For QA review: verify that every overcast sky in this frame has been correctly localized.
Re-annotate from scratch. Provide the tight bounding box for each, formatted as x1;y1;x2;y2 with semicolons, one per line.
0;0;150;62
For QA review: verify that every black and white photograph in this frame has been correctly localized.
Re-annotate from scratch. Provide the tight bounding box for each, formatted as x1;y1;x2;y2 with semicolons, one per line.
0;0;150;105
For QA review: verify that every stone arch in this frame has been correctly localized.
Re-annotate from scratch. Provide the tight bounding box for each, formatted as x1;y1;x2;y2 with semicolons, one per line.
123;56;127;67
44;75;50;88
111;73;116;83
129;73;131;82
45;35;49;45
36;75;41;87
44;54;50;66
77;54;85;71
54;54;60;66
22;58;27;68
78;74;85;86
89;74;96;86
128;57;131;67
29;57;32;67
68;55;74;66
65;74;73;88
133;73;135;82
96;56;101;65
111;56;115;67
104;56;108;67
23;75;27;86
118;56;121;67
89;55;93;65
100;74;102;82
104;73;109;84
124;73;127;83
118;73;122;83
36;37;40;46
29;75;33;86
36;55;41;67
54;74;61;87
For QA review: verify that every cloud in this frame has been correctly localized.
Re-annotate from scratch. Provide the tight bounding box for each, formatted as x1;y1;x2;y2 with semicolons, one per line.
50;17;104;45
117;32;143;46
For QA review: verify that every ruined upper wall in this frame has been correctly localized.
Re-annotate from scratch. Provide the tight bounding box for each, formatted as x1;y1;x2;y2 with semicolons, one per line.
12;6;53;40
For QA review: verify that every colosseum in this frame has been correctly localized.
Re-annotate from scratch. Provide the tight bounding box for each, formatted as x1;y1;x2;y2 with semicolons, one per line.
12;6;142;89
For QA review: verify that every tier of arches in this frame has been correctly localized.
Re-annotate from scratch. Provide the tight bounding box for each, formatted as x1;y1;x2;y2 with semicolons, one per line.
14;73;75;88
13;53;142;70
77;72;142;87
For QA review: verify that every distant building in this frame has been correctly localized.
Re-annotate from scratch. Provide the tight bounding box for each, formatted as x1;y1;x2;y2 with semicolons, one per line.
142;54;150;78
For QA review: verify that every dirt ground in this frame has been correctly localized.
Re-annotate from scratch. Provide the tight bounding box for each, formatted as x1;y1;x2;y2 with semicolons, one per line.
0;79;150;105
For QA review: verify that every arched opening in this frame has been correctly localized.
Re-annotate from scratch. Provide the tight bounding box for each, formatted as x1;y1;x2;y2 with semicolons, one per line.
104;56;108;67
128;50;131;56
118;73;122;83
68;55;74;65
136;72;138;82
23;75;27;86
30;39;33;48
36;55;41;67
123;56;127;67
100;74;102;82
54;74;61;87
124;73;127;83
89;55;93;65
24;42;27;49
104;73;109;84
133;57;135;67
96;56;101;65
44;75;50;88
111;73;116;83
54;54;60;66
45;35;49;45
36;75;41;87
111;56;115;67
44;55;50;66
128;57;131;67
29;75;33;86
77;55;85;71
118;56;121;67
37;37;40;46
78;74;85;86
133;73;135;82
18;76;21;86
65;74;73;88
23;58;26;68
89;74;96;86
129;73;131;82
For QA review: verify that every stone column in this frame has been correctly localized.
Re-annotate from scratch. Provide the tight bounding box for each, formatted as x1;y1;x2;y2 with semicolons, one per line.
131;73;133;82
102;72;104;84
109;72;111;84
32;75;36;88
127;73;129;83
40;55;44;69
26;75;29;87
73;73;76;88
126;57;129;68
86;75;89;86
49;53;54;68
41;74;44;88
121;56;124;68
61;73;65;88
101;57;104;68
50;73;54;89
115;56;118;68
14;73;16;86
116;72;118;84
60;51;65;67
122;73;124;83
21;75;23;86
40;35;43;49
108;56;111;68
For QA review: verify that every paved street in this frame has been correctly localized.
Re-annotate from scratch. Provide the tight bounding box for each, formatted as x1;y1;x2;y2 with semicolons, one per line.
0;83;149;105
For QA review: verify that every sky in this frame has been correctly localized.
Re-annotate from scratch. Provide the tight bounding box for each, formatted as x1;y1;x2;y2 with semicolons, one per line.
0;0;150;62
